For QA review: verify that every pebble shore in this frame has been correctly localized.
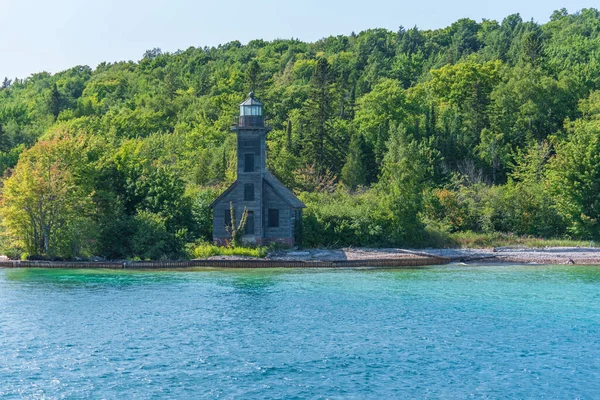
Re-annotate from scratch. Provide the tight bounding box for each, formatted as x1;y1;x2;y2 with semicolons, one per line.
263;247;600;265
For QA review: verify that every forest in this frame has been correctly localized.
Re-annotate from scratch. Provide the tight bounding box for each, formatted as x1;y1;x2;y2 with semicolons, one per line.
0;8;599;259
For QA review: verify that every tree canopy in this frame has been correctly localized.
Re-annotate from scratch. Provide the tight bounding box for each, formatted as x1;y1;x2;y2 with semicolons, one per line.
1;8;600;258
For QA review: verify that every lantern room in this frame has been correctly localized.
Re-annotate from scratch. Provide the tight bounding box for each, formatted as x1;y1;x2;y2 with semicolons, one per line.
237;92;264;127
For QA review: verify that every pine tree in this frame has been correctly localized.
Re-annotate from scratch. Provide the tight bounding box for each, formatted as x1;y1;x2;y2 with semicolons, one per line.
245;60;261;93
49;83;61;119
1;77;11;90
299;57;339;177
522;29;543;66
163;71;178;100
0;123;9;152
341;133;368;190
379;125;429;243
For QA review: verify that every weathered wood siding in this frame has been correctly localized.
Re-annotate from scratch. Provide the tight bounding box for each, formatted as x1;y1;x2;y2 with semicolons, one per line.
263;183;293;240
236;130;264;242
237;132;264;174
214;129;266;243
212;185;238;240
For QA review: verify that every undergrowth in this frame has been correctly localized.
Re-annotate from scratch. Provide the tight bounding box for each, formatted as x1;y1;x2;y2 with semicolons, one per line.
437;231;597;249
188;242;269;259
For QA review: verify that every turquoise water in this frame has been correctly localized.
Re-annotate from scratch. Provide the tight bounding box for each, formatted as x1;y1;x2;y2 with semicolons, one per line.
1;265;599;398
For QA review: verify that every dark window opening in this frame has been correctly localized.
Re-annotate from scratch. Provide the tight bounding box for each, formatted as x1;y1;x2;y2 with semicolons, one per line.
224;209;231;228
268;209;279;228
244;183;255;201
245;211;255;234
244;153;255;172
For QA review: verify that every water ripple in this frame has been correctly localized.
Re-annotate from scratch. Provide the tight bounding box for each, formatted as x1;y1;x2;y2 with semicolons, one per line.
1;265;599;398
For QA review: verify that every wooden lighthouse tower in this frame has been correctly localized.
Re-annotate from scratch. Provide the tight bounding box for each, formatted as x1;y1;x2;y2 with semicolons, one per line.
211;93;305;246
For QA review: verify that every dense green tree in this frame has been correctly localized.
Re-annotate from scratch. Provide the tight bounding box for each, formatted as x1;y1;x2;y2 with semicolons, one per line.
521;28;544;66
0;9;598;256
497;141;564;236
0;133;98;257
48;83;61;119
297;57;343;176
341;133;369;190
547;92;600;239
355;78;406;166
245;60;261;93
378;125;431;244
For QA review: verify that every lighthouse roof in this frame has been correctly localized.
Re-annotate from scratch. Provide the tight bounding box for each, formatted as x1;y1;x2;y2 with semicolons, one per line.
240;92;263;106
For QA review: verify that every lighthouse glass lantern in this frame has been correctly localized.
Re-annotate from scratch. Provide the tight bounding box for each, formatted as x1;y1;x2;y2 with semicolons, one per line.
238;92;264;127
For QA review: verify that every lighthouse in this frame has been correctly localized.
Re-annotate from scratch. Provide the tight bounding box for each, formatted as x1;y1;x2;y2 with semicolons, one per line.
211;93;305;246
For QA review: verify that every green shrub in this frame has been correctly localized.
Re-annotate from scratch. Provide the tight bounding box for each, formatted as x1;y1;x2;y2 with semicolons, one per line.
442;231;594;249
300;190;388;247
188;242;268;259
299;188;426;248
423;177;565;238
131;211;186;260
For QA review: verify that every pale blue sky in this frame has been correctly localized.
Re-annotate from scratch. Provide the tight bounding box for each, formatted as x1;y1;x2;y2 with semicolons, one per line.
0;0;593;79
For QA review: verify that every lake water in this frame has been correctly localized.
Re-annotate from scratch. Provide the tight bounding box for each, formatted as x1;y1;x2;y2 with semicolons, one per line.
1;265;599;398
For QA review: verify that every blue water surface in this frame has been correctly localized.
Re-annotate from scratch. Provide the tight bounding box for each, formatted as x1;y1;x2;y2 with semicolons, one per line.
1;265;599;399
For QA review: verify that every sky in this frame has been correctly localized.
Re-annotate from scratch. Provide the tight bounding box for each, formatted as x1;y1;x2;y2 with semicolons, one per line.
0;0;594;79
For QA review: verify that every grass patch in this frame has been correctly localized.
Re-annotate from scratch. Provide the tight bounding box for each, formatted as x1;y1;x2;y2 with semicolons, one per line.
188;243;268;259
443;231;597;249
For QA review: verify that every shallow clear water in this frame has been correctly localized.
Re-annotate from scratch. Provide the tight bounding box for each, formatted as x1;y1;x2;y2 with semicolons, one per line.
1;265;599;399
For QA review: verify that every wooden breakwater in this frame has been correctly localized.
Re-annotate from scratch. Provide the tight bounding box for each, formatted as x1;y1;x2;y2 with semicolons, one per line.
0;256;450;270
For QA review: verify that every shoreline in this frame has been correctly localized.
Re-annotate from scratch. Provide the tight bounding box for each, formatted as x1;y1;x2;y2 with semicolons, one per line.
0;247;599;269
421;247;600;265
240;246;600;266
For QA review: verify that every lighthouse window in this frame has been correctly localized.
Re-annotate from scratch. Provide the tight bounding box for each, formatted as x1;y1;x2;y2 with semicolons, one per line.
268;209;279;228
244;183;255;201
241;105;262;116
244;153;255;172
